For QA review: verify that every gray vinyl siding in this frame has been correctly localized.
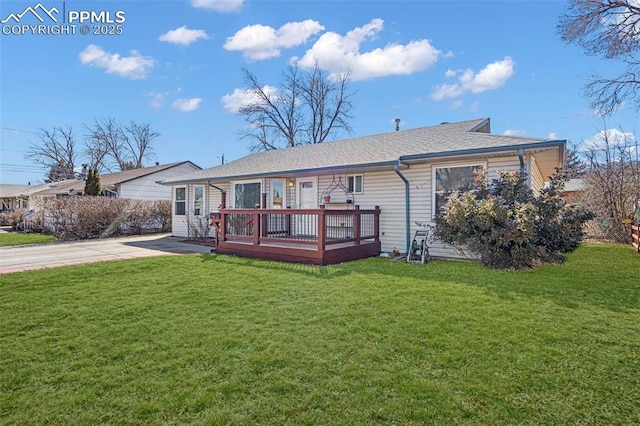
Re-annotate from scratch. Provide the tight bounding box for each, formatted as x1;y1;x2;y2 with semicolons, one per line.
119;174;170;200
171;181;228;238
169;154;524;257
427;155;521;258
119;163;201;200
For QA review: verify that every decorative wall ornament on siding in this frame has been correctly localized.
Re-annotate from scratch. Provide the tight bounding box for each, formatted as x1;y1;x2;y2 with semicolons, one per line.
321;175;354;206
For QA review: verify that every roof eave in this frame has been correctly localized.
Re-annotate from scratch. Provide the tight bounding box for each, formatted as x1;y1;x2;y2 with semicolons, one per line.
399;139;566;162
160;160;399;185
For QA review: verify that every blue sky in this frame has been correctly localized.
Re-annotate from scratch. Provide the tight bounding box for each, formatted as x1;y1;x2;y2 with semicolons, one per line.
1;0;637;184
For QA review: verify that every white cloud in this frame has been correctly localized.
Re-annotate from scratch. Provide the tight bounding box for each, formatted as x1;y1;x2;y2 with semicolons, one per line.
191;0;243;12
583;128;635;150
431;56;515;101
295;18;441;81
224;20;324;60
173;98;203;112
503;129;525;136
79;44;154;79
221;86;278;113
548;132;558;139
159;26;209;46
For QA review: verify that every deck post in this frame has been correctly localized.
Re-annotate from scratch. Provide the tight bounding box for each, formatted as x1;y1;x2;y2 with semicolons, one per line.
318;205;326;251
286;209;291;237
253;212;260;246
354;205;361;245
374;206;380;242
219;191;227;244
261;193;268;237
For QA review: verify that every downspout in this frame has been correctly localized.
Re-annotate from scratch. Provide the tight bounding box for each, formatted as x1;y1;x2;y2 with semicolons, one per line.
207;180;226;194
207;180;227;209
518;148;531;188
518;148;525;175
394;160;411;253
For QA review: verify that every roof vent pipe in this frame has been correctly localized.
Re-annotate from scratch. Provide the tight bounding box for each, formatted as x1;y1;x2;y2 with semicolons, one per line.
395;118;400;131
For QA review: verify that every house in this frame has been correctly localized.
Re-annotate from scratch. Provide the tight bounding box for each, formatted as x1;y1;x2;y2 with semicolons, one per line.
161;118;565;265
1;184;31;212
563;178;586;203
28;161;201;208
0;181;76;213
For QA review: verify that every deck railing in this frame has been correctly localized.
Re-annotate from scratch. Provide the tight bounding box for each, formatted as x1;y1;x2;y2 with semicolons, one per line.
213;205;381;252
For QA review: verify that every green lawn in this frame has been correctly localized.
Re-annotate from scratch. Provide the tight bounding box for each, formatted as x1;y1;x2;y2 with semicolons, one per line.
0;232;57;246
1;244;639;424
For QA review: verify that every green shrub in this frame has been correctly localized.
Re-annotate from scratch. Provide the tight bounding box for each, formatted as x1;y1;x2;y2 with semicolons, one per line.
435;170;593;269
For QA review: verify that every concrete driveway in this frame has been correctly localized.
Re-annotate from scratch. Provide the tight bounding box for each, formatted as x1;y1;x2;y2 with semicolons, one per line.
0;233;212;274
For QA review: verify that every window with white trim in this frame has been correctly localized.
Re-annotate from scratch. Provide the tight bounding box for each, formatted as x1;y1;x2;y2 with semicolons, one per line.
433;164;483;216
193;185;204;216
347;174;363;193
232;180;262;208
174;187;186;216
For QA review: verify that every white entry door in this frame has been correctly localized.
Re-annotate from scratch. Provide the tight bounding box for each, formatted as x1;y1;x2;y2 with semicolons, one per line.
296;177;318;236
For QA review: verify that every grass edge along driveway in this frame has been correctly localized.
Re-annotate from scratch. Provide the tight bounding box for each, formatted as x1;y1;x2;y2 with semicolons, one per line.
0;232;57;246
1;243;639;424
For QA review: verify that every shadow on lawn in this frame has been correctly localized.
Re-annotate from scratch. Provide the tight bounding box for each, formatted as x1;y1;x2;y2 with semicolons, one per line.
362;244;640;312
202;244;639;312
199;252;354;279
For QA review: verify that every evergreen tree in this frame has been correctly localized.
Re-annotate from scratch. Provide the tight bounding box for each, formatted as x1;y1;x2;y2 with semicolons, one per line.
83;168;102;196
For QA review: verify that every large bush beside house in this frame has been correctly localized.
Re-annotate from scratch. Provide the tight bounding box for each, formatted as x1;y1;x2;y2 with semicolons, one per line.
435;170;593;269
42;197;171;240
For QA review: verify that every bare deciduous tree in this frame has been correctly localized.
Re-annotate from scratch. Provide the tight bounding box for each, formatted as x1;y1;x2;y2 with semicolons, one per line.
578;123;640;242
302;65;353;144
239;63;354;151
84;117;124;172
27;118;160;181
25;126;77;182
123;121;159;169
558;0;640;114
84;117;158;171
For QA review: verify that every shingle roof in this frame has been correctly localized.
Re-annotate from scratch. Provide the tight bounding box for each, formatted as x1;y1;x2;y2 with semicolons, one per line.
29;180;82;196
162;118;563;185
32;161;199;196
97;161;199;186
0;181;77;198
0;184;30;198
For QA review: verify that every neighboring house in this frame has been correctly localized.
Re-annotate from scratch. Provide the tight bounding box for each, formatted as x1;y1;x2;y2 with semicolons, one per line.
563;178;586;203
0;181;76;212
29;161;201;208
161;118;565;264
1;184;31;212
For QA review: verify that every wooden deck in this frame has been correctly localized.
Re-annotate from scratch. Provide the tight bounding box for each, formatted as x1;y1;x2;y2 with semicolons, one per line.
211;205;381;265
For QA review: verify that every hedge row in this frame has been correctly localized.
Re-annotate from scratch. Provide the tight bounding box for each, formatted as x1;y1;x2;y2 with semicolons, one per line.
38;197;172;240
